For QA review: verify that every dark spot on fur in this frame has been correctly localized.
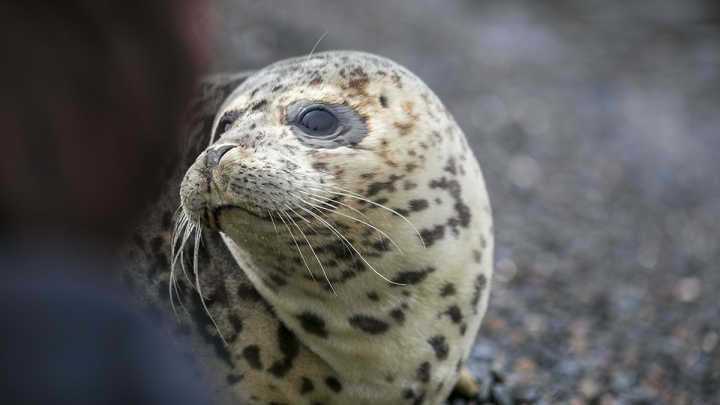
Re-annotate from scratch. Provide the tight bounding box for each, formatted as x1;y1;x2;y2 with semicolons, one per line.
325;376;343;393
327;240;353;260
251;99;267;111
460;323;467;335
394;121;414;136
417;362;431;382
444;157;457;175
242;345;263;370
419;225;445;247
228;313;243;334
436;382;445;393
471;274;488;314
472;249;482;263
209;284;231;307
189;293;233;367
440;283;456;297
428;335;449;361
390;308;405;325
366;174;402;196
297;311;328;338
372;238;392;252
413;391;426;405
367;291;380;301
409;199;429;212
390;267;435;286
395;208;410;217
150;236;164;256
349;77;369;90
379;95;388;107
300;377;314;394
269;273;287;287
444;305;463;324
403;389;414;399
312;162;328;171
227;374;243;385
132;233;145;249
430;178;472;233
267;324;300;377
238;283;263;302
403;180;418;190
348;314;390;334
309;75;323;86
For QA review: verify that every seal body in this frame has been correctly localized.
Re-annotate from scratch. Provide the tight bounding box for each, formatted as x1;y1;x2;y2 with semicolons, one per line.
173;51;493;405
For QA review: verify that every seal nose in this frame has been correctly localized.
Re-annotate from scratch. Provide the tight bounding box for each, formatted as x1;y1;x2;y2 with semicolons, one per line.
204;145;236;169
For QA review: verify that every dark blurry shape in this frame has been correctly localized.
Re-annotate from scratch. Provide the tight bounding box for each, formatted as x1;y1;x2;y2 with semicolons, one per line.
0;236;210;405
0;0;204;245
0;0;212;403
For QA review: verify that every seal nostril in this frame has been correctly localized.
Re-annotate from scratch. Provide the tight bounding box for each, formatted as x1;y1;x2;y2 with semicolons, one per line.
205;145;236;169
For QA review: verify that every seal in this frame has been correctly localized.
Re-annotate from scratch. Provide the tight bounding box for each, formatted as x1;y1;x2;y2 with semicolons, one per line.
129;51;493;405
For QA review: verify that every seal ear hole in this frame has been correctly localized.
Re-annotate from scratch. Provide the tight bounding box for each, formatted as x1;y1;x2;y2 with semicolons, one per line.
298;107;339;137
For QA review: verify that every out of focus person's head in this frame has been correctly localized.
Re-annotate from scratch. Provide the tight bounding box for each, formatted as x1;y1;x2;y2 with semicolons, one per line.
0;0;206;246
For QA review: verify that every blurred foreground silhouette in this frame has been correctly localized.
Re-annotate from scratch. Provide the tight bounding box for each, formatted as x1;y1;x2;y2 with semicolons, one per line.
0;1;212;403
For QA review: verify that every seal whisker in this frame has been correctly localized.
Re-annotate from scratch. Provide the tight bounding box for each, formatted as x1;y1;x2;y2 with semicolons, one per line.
304;185;426;249
267;210;283;243
302;30;329;76
170;210;192;319
284;204;337;295
290;201;405;287
170;210;201;316
297;189;374;225
174;212;201;291
291;192;404;255
277;209;316;283
288;194;361;268
191;221;228;346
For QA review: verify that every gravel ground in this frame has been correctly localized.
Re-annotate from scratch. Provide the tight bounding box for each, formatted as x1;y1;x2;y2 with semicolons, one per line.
205;1;720;403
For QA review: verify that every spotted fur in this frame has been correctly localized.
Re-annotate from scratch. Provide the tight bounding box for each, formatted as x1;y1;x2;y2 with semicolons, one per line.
123;51;493;405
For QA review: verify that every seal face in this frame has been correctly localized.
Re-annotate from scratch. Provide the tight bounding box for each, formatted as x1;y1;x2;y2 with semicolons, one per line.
178;51;493;405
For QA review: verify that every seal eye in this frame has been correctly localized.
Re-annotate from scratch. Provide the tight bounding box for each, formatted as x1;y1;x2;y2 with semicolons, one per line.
286;100;367;148
219;119;233;133
298;108;338;136
214;110;240;140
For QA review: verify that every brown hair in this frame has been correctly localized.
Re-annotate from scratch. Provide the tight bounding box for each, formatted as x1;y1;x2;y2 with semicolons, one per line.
0;0;206;244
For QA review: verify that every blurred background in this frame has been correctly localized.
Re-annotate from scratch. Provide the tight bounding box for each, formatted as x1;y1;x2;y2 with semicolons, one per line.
203;1;719;403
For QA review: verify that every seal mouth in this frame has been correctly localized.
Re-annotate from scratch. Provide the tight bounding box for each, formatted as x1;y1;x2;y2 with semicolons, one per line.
209;196;343;230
